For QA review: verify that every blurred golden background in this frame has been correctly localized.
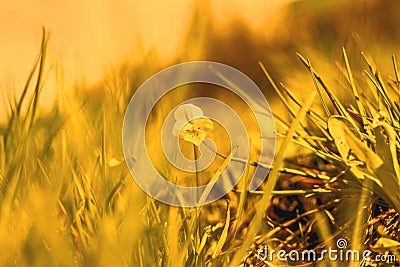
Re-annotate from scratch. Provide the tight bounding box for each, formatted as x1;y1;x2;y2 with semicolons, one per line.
2;0;400;122
0;0;287;121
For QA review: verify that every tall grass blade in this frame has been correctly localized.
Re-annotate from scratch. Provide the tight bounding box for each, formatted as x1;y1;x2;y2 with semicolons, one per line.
230;92;316;266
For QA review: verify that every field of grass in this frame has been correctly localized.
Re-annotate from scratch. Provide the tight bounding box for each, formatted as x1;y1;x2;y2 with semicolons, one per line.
2;5;400;266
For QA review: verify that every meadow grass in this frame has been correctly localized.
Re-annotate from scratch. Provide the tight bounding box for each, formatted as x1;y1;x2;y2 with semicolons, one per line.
1;29;400;267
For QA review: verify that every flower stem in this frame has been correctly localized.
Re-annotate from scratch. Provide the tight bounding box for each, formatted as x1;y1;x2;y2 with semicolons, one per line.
193;144;203;266
193;144;200;200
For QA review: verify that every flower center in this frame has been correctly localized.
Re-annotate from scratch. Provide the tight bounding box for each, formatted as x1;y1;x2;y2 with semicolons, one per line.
186;123;201;137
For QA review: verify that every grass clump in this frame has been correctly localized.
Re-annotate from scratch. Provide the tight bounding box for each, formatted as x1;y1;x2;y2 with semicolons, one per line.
242;48;400;266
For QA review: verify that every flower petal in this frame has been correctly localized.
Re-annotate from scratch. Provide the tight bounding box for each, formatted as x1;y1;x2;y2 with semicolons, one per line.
193;117;214;131
183;130;207;146
172;120;186;136
178;121;195;139
174;104;203;121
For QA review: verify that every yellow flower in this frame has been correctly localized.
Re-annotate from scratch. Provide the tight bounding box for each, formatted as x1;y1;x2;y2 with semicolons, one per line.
172;104;214;146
